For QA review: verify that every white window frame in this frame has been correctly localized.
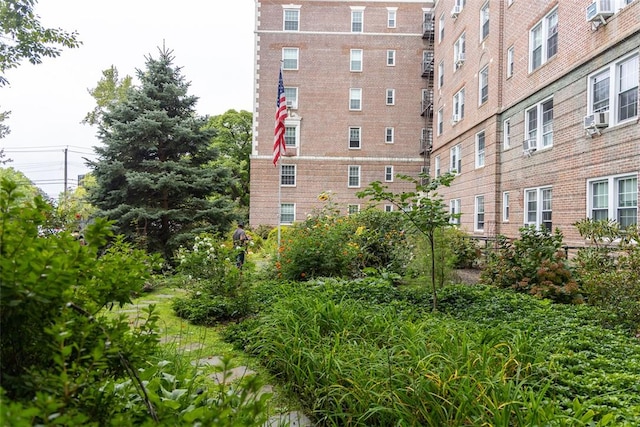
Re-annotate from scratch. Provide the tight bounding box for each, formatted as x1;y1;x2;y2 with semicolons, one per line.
438;60;444;88
450;198;461;225
475;195;485;231
351;7;364;33
387;7;397;28
587;53;638;126
280;164;297;187
434;155;441;177
350;49;363;72
438;12;445;43
283;7;300;32
384;204;394;212
280;203;296;224
387;50;396;66
450;144;462;174
587;174;638;229
475;130;485;168
284;87;298;109
385;127;394;144
503;118;511;149
480;2;489;40
282;48;299;70
503;191;510;222
348;204;360;215
453;88;465;121
507;46;514;78
437;108;443;135
349;126;361;149
479;65;489;105
349;88;362;111
454;33;465;70
284;121;299;148
348;165;361;188
524;186;553;231
386;88;395;105
385;165;394;182
529;7;557;72
525;97;553;150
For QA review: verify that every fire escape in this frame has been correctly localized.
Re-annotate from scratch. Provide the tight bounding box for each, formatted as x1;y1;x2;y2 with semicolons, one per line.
420;12;435;182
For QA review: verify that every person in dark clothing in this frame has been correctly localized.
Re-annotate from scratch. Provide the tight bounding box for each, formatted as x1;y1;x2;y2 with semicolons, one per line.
232;221;250;269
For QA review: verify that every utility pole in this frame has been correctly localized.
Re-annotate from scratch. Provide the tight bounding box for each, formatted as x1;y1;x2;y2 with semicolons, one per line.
64;147;68;197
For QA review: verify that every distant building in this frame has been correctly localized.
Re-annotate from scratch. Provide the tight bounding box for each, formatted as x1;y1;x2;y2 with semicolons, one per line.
250;0;639;245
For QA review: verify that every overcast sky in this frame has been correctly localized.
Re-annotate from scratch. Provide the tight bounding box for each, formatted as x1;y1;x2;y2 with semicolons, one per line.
1;0;255;198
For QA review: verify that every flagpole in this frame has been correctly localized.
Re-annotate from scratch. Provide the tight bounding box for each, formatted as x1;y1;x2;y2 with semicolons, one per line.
274;62;287;261
277;156;282;259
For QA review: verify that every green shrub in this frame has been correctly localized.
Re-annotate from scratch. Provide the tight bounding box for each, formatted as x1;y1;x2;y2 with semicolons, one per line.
480;226;581;303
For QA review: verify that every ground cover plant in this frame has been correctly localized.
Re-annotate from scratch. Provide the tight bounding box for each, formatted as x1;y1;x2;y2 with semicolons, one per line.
226;278;640;426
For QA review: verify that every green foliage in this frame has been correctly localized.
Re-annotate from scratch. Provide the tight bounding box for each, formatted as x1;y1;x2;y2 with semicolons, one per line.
480;226;581;303
573;219;640;333
230;279;640;425
82;66;133;126
447;227;481;268
172;234;254;324
0;0;81;86
358;172;457;310
88;47;236;261
0;177;161;420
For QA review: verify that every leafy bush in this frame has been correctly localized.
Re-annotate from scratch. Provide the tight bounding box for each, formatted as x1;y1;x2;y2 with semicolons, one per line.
573;219;640;333
480;226;581;303
446;227;481;268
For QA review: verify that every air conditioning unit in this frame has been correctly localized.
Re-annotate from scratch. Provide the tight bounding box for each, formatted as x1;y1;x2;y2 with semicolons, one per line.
584;112;609;129
451;5;462;18
523;138;537;152
452;114;460;123
586;0;614;23
455;52;466;66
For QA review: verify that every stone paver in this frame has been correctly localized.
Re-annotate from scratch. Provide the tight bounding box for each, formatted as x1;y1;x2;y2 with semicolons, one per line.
191;356;224;367
210;366;256;384
264;411;312;427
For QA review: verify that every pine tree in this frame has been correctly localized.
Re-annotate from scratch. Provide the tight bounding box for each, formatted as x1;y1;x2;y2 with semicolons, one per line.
89;47;235;260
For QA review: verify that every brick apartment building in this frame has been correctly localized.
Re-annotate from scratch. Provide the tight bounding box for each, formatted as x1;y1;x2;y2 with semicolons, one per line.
250;0;639;245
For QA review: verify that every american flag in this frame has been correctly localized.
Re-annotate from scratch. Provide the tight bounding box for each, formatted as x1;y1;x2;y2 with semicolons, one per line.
273;69;288;166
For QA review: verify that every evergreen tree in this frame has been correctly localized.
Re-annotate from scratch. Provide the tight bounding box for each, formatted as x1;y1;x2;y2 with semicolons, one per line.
88;47;235;260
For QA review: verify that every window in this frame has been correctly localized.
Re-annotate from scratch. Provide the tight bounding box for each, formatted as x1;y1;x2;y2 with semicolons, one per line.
454;33;465;70
434;155;441;177
475;195;485;231
348;165;361;188
284;87;298;109
503;118;511;149
588;174;638;228
282;48;299;70
529;8;557;71
349;88;362;110
479;65;489;104
385;127;394;143
507;46;514;78
350;49;363;72
525;187;552;231
475;130;485;168
386;89;395;105
438;13;445;42
450;144;462;174
385;166;394;182
349;127;361;149
348;204;360;214
283;8;300;31
503;192;510;222
526;98;553;150
450;199;461;225
387;50;396;66
588;54;638;125
438;60;444;88
284;124;299;147
453;88;465;121
280;203;295;224
280;164;296;186
437;108;443;135
480;2;489;40
351;8;364;32
384;204;394;212
387;8;397;28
